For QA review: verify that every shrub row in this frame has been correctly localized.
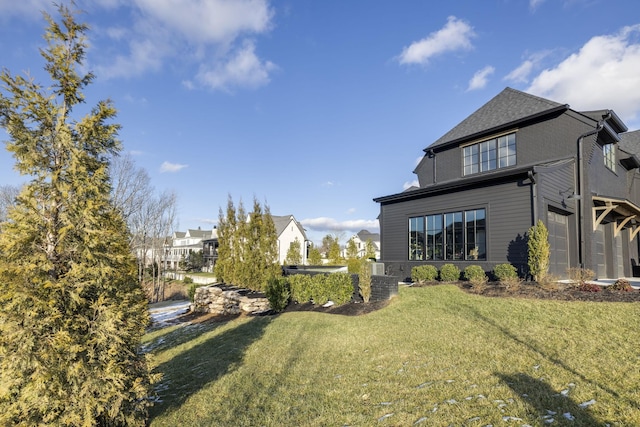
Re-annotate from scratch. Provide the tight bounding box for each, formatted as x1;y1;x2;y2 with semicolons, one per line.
411;263;520;284
266;272;355;312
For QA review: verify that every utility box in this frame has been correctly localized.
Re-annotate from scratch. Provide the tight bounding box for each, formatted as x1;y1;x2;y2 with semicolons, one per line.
370;262;384;276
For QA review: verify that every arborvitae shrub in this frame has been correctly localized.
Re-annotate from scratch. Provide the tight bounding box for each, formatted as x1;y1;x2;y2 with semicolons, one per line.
266;276;290;312
493;263;518;281
439;264;461;282
289;274;314;303
411;265;438;283
528;220;550;283
347;258;362;273
311;274;331;305
358;260;372;303
464;265;487;285
326;272;354;305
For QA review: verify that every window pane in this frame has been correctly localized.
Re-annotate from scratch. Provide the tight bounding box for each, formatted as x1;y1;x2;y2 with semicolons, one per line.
409;217;425;260
454;212;463;260
426;214;443;260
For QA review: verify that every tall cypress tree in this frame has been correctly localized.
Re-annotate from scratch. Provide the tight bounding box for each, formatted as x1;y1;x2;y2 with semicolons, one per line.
0;6;153;425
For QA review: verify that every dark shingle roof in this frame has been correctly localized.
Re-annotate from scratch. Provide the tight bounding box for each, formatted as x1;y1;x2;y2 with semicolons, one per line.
357;230;380;242
428;87;568;150
272;215;307;240
620;130;640;156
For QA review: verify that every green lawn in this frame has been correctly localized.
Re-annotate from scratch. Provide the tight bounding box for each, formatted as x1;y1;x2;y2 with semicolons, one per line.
144;285;640;426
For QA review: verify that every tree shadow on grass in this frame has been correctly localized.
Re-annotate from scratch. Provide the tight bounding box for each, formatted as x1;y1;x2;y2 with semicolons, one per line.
457;302;640;412
498;373;603;426
148;315;273;420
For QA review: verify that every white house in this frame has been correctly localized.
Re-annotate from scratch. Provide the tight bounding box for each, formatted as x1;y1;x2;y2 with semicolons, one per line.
273;215;308;265
163;228;214;270
345;229;381;260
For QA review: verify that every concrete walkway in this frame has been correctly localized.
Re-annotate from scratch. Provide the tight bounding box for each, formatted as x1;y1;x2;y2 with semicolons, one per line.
587;277;640;290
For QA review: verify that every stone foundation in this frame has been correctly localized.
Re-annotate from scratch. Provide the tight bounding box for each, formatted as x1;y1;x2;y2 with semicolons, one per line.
192;284;270;315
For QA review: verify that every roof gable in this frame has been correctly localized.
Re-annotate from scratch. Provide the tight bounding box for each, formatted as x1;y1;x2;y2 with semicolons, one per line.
271;215;307;240
428;87;567;150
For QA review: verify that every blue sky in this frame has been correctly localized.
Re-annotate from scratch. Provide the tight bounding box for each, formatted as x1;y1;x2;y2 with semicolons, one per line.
2;0;640;245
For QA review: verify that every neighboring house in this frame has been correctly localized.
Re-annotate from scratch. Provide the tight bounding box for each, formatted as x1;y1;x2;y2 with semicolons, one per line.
273;215;308;265
344;230;381;260
374;87;640;280
163;228;214;270
202;227;219;273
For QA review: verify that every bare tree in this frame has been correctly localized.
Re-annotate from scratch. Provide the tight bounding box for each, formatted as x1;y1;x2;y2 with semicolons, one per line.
109;154;178;298
0;184;19;222
110;153;152;225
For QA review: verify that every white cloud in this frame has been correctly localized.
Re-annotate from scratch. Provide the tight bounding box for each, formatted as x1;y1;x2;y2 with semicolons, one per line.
505;60;534;84
134;0;273;44
403;179;420;190
160;161;188;173
195;40;276;91
91;0;276;89
346;208;356;214
0;0;53;19
398;16;475;66
467;65;495;91
504;51;551;84
300;217;379;233
527;24;640;126
529;0;546;11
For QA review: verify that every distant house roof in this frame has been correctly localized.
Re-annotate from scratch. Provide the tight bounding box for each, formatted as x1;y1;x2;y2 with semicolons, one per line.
186;228;213;239
428;87;568;150
272;215;307;240
356;229;380;242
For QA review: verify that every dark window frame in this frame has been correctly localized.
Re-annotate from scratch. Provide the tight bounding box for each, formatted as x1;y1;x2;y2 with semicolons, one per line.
463;133;516;176
603;143;616;171
408;208;486;261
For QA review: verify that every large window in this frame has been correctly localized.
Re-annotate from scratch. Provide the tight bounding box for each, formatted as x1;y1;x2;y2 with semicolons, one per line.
603;143;615;171
409;208;486;261
463;133;516;175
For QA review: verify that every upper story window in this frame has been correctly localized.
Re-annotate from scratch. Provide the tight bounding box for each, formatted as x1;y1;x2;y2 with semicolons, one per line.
463;133;516;176
603;143;616;171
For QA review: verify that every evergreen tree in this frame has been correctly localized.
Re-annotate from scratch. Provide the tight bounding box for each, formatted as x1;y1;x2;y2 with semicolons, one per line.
307;243;323;265
243;197;264;288
527;219;550;283
214;195;234;283
327;236;343;265
346;237;359;259
234;198;248;286
0;5;153;425
260;203;281;287
364;239;377;260
284;237;303;265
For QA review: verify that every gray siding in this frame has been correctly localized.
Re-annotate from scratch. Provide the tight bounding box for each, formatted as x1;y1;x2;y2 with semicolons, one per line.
416;111;593;187
379;176;533;279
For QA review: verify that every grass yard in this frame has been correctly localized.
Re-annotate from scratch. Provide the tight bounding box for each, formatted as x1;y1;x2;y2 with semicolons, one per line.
144;285;640;426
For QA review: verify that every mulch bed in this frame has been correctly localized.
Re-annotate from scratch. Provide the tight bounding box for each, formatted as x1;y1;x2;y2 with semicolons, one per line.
171;280;639;326
420;280;640;303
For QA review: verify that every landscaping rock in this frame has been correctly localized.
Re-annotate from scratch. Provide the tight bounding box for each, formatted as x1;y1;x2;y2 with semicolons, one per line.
193;284;270;315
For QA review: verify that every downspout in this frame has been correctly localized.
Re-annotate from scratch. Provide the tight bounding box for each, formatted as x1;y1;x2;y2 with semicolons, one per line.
528;170;538;224
576;116;607;268
427;149;436;184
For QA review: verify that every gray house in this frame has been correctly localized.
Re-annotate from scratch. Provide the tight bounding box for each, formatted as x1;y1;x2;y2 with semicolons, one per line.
374;87;640;280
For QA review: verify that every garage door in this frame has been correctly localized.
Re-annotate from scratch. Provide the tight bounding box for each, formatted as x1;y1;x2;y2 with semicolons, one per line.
547;210;569;277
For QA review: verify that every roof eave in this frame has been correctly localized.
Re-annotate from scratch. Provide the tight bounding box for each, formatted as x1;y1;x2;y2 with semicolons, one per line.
425;104;569;152
374;166;533;204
